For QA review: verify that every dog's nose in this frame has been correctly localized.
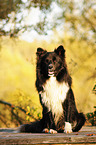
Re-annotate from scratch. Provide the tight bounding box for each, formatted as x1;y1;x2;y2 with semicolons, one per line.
48;64;53;69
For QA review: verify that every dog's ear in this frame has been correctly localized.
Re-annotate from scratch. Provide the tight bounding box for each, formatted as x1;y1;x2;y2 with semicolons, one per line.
55;45;65;58
36;48;47;57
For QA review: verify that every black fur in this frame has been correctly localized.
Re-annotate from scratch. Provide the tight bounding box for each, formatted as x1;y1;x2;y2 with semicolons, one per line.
19;45;85;133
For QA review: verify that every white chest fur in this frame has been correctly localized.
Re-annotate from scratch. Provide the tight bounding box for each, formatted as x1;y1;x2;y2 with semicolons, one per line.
40;77;69;123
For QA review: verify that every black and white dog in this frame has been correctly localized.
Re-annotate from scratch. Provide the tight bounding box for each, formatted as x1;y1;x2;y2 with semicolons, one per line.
20;45;85;133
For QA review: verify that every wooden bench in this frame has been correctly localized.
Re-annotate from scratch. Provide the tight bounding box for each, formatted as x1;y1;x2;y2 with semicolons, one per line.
0;126;96;144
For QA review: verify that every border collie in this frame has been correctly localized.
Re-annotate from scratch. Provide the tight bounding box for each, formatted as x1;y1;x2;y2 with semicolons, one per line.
19;45;85;133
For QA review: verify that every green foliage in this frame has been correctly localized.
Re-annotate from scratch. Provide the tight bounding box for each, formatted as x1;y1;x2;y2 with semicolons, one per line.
11;89;42;121
86;106;96;126
0;0;52;19
59;0;95;42
0;0;22;19
0;0;95;45
0;0;53;36
0;89;41;127
93;84;96;94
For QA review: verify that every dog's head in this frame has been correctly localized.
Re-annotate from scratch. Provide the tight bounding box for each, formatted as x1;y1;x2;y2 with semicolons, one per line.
36;45;66;78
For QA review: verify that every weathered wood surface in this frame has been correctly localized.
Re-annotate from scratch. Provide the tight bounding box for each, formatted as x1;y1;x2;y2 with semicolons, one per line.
0;126;96;144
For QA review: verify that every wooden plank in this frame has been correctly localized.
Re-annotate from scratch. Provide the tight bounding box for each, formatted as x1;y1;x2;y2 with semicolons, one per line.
0;126;96;144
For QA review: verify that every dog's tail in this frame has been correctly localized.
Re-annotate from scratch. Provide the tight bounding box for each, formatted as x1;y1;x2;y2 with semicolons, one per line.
72;113;86;132
19;119;44;133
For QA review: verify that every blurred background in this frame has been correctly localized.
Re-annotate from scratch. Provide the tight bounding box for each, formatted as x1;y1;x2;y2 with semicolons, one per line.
0;0;96;128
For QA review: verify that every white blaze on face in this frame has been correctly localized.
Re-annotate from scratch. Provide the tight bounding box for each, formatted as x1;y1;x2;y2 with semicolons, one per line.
41;76;69;123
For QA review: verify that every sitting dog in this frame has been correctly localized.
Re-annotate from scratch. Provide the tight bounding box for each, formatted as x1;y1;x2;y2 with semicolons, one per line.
19;45;85;133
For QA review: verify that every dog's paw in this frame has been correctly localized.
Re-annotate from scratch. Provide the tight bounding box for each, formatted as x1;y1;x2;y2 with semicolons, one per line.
42;128;57;134
42;128;49;133
49;129;57;134
64;122;72;133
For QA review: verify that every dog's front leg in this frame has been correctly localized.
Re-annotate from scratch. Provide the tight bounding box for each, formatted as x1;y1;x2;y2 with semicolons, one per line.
64;105;72;133
63;93;73;133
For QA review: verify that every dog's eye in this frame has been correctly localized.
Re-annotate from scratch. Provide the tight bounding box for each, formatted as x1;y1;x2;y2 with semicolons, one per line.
53;57;56;62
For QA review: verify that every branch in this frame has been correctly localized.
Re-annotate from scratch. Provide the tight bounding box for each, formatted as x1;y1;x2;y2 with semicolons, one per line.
0;114;8;127
82;14;96;32
0;100;38;121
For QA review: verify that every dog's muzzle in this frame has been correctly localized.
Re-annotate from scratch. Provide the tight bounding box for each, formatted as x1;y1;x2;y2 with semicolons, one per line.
48;64;54;76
